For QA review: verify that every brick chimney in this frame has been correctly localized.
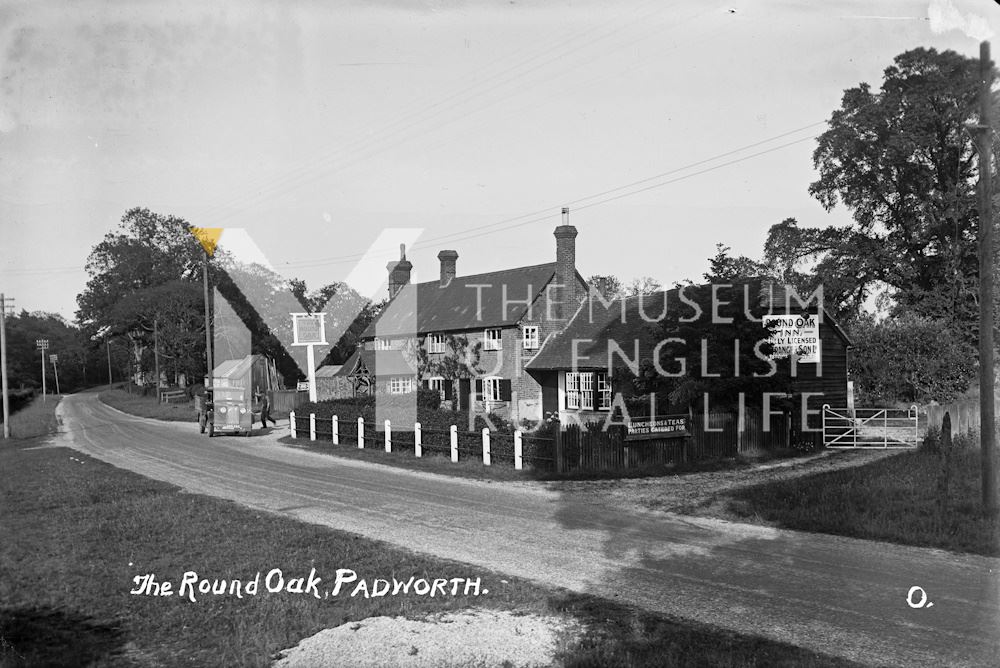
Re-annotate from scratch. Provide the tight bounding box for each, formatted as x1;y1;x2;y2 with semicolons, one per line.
437;250;458;287
386;243;412;299
553;207;578;320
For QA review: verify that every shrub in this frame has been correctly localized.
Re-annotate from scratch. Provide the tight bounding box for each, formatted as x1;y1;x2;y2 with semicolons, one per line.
920;425;941;454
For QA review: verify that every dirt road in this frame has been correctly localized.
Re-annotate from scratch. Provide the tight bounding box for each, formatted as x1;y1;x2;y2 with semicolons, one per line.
55;394;999;667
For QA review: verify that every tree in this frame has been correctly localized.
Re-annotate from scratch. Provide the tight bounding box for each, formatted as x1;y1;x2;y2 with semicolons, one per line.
624;276;662;297
781;47;997;340
847;314;975;405
704;243;771;283
587;274;624;301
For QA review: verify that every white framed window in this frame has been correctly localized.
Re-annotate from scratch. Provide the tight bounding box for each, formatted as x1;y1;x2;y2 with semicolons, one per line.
596;372;612;410
522;325;539;350
426;333;446;354
483;376;503;402
483;328;502;350
389;376;413;394
374;337;391;350
580;372;594;410
565;372;581;409
427;376;446;399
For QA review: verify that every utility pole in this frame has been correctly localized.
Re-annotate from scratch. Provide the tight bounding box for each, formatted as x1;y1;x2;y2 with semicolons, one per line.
1;294;13;439
35;339;49;402
106;338;113;386
153;318;161;401
203;249;213;391
49;354;60;396
974;41;997;514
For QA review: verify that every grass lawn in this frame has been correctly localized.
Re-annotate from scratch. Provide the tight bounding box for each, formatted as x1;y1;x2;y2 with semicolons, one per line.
3;395;61;440
724;447;999;557
99;388;196;423
0;444;856;667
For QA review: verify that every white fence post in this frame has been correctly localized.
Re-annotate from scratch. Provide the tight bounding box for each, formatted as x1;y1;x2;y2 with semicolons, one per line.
414;422;422;458
289;411;296;439
384;419;392;452
482;427;491;466
358;416;364;448
309;413;316;441
514;430;523;470
450;425;458;463
332;415;339;445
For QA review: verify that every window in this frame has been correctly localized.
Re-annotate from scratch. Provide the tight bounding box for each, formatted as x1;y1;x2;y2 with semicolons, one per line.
522;325;539;350
565;371;612;410
580;372;594;410
484;328;502;350
596;372;612;410
483;376;503;402
426;333;446;354
565;372;581;409
374;338;391;350
427;376;446;399
389;376;413;394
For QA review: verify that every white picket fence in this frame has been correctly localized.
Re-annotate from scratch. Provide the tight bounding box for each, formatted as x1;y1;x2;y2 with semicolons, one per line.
289;411;524;470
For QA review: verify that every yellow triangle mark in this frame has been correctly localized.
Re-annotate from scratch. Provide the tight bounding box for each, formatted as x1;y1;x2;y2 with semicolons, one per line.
191;227;224;257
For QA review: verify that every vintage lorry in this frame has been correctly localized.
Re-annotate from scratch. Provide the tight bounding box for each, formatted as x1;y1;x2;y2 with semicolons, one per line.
196;355;282;437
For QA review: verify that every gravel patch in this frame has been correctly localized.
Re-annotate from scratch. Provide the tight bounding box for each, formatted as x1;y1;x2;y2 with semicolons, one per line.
546;449;905;519
271;609;578;668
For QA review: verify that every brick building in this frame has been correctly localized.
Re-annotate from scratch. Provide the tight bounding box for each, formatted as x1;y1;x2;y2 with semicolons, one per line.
334;212;589;422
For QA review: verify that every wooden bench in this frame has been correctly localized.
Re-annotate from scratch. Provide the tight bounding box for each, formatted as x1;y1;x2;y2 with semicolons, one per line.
160;389;188;403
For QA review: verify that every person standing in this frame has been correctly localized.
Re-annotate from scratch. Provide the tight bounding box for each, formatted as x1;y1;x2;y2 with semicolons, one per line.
255;387;276;428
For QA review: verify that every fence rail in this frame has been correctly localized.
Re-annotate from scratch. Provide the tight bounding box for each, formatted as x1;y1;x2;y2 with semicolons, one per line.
822;405;919;449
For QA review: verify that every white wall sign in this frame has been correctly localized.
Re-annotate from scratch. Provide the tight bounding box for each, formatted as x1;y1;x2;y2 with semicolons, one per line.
763;314;820;364
291;313;328;402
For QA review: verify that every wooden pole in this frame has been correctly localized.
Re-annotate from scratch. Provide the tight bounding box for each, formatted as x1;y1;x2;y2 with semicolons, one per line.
976;41;997;513
106;338;113;386
1;294;9;438
203;250;213;390
153;318;160;401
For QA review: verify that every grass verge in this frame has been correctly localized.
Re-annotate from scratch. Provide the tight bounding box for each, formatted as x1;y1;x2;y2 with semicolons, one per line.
0;443;856;667
4;395;61;439
281;434;811;484
723;447;999;557
99;388;195;423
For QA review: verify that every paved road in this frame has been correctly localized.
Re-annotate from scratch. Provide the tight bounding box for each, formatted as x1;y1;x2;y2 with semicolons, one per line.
56;394;998;667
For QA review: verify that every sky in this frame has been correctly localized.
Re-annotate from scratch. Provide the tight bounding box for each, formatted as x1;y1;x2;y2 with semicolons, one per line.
1;0;997;320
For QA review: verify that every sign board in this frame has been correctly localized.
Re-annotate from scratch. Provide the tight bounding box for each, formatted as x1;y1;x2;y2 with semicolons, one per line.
626;415;689;441
291;313;328;346
296;381;310;391
763;314;820;363
35;339;49;350
49;355;58;363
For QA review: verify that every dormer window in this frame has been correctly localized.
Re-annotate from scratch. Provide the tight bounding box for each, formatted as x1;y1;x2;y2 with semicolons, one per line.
427;333;446;354
484;328;502;350
522;325;539;350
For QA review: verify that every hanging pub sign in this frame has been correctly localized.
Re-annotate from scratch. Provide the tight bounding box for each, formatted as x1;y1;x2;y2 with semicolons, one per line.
762;314;820;363
625;415;689;441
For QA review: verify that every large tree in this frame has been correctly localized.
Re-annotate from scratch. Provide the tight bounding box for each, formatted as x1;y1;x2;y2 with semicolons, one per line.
768;48;998;340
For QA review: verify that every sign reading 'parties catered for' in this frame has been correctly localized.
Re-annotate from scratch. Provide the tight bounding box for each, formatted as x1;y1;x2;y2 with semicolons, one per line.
625;415;689;441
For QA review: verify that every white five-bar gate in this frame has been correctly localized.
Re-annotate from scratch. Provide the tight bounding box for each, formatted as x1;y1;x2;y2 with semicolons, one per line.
822;405;920;449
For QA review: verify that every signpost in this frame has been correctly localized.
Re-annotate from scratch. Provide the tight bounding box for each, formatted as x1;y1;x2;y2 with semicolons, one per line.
762;314;820;363
291;313;328;402
49;354;60;396
1;294;12;438
35;339;49;401
625;415;689;441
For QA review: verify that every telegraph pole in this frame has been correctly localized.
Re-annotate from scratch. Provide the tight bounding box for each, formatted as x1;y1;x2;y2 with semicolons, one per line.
203;249;213;391
106;338;113;386
36;339;49;401
1;294;13;438
153;318;160;401
974;41;997;514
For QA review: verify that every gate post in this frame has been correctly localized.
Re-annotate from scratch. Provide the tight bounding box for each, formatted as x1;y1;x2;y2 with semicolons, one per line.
357;416;364;448
450;425;458;463
384;419;391;453
482;427;491;466
332;415;339;445
310;413;316;441
514;430;523;470
884;409;888;448
414;422;422;458
290;410;296;439
555;427;564;474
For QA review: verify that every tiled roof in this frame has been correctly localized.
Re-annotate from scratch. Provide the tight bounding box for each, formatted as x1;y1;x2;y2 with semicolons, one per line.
525;291;676;371
525;284;852;371
362;262;578;338
314;365;343;378
333;349;417;378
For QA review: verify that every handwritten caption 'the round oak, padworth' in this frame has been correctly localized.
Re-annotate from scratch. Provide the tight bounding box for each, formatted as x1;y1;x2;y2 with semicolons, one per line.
129;567;488;603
